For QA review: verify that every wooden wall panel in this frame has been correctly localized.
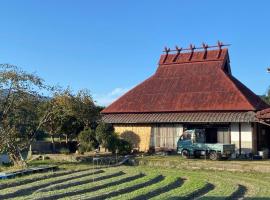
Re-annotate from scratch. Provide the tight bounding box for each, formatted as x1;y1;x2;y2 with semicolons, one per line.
114;124;151;152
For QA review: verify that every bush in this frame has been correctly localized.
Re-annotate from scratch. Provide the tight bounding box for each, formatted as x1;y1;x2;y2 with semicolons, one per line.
104;132;118;153
117;139;132;155
78;128;98;153
106;132;132;155
95;122;114;148
59;147;70;155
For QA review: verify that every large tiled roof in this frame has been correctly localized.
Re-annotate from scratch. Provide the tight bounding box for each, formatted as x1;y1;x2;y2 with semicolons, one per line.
102;48;269;114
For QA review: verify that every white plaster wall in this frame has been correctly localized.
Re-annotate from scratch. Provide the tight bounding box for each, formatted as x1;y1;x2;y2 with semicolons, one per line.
230;123;253;154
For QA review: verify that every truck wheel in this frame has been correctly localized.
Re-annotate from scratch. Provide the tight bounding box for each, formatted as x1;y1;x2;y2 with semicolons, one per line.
209;151;220;160
181;149;190;159
194;151;201;158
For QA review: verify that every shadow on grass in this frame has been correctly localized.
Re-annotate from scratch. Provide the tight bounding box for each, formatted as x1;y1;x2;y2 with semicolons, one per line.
132;178;186;200
39;173;144;200
86;175;164;200
226;184;247;200
0;169;105;199
169;183;215;200
0;168;92;190
191;198;270;200
38;170;125;193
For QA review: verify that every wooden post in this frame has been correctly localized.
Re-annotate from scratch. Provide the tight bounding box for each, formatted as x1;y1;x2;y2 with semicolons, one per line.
252;123;258;154
239;123;242;155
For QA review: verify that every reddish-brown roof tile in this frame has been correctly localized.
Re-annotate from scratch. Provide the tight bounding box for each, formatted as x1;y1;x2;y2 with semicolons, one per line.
256;108;270;119
102;49;269;114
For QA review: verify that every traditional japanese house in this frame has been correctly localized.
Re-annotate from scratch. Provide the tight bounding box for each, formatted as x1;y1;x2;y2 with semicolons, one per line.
101;42;270;155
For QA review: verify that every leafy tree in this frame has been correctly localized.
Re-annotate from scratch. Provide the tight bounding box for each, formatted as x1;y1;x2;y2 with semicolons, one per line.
78;128;98;153
106;132;119;153
0;64;53;166
60;115;84;144
95;122;114;150
42;88;98;151
95;123;132;154
73;89;100;128
41;98;64;152
261;87;270;105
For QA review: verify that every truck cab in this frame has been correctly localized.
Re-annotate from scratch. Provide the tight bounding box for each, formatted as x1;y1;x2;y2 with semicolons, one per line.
177;129;235;160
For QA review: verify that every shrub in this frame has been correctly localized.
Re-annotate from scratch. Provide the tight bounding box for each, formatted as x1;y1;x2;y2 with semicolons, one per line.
78;128;98;153
95;122;114;149
59;147;70;155
106;132;119;153
106;132;132;155
117;139;132;155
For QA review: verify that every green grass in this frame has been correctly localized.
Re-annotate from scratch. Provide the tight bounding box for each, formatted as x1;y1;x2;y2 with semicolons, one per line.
1;159;270;199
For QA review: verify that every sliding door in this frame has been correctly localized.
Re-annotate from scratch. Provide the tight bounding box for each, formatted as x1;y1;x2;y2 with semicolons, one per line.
150;124;183;149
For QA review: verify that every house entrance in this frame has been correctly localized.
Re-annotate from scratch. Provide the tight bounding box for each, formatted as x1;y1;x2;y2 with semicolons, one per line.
258;123;270;151
186;124;230;144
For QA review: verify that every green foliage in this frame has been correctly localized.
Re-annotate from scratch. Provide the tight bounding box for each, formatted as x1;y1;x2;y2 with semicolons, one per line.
0;64;101;166
260;86;270;105
78;128;98;153
116;138;132;155
59;147;70;155
0;64;53;166
95;122;114;148
95;122;132;154
106;132;119;153
42;88;99;146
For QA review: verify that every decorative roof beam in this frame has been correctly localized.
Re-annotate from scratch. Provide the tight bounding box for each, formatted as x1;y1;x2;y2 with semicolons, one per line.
216;41;224;58
202;42;208;59
163;42;230;54
188;44;195;61
172;46;182;62
162;47;170;63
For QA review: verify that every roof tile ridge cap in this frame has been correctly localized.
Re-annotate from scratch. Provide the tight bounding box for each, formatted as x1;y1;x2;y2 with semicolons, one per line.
159;59;224;66
101;75;156;113
159;48;228;65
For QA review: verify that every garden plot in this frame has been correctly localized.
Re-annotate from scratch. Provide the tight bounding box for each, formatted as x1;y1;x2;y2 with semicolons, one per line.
0;163;270;200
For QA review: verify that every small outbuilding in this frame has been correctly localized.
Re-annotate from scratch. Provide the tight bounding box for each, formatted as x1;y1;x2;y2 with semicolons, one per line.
102;43;270;155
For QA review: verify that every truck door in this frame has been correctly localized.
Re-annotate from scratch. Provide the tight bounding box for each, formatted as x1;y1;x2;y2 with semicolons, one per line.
205;128;218;143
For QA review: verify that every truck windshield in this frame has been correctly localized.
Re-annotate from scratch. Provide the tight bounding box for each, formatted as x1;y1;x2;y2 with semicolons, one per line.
194;130;206;143
180;131;192;141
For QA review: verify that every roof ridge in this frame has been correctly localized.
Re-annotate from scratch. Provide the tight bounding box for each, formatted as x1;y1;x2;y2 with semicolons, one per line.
159;59;224;65
159;48;228;65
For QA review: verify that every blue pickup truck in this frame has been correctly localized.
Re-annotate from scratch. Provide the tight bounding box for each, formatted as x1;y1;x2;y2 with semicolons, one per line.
177;129;235;160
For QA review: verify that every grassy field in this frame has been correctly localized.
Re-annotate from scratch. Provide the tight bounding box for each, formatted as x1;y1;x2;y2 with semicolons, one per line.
1;159;270;199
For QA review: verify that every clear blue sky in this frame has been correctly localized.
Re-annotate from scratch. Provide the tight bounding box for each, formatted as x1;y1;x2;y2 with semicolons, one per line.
0;1;269;106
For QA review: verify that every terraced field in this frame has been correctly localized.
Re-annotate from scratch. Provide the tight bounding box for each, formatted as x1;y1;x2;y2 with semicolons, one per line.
0;162;270;200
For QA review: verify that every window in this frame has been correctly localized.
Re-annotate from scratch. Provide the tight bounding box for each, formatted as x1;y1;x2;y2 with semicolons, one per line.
217;128;230;144
150;124;183;149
